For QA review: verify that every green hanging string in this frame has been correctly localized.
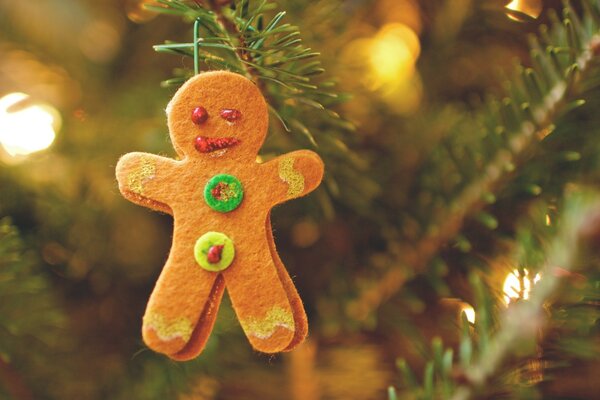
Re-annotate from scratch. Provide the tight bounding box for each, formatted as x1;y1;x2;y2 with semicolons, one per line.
194;18;200;75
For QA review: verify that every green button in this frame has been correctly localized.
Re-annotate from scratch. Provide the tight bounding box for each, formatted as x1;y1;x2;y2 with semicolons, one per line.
194;232;235;272
204;174;244;213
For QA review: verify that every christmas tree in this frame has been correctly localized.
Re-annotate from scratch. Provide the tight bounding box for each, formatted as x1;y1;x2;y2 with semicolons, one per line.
0;0;598;398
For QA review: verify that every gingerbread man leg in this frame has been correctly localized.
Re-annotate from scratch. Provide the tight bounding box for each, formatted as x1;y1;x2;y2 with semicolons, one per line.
142;238;223;358
169;274;225;361
266;214;308;351
222;234;297;353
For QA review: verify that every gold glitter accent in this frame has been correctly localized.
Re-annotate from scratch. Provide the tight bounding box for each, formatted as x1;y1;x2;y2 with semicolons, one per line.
127;156;156;195
144;311;194;342
241;306;295;339
278;157;304;198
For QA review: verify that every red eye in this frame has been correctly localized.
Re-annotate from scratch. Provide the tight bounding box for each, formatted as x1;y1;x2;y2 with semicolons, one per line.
220;109;241;122
192;106;208;125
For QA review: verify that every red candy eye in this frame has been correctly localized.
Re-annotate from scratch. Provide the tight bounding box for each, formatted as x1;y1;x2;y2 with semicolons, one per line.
220;109;241;122
192;106;208;125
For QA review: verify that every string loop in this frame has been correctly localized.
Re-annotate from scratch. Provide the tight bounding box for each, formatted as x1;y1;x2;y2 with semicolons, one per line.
194;18;201;75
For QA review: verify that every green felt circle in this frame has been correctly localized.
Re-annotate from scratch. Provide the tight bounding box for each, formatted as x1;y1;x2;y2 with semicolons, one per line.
204;174;244;213
194;231;235;272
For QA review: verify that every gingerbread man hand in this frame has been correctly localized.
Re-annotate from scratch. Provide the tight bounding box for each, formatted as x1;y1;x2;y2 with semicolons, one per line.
115;71;324;360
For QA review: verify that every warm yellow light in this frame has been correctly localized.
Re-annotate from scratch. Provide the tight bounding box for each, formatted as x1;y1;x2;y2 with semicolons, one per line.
460;303;476;324
505;0;543;20
368;23;420;89
370;40;412;84
503;268;541;305
0;93;59;157
341;22;422;114
125;0;159;24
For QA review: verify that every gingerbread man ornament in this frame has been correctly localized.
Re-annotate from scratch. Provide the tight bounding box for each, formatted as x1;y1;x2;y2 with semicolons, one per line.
116;71;324;360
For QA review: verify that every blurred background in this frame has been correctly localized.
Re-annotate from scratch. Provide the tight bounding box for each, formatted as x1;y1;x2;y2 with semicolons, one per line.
1;0;599;399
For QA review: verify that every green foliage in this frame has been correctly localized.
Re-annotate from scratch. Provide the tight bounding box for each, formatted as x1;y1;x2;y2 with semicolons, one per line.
411;0;600;256
0;218;66;399
390;191;600;400
1;0;600;398
354;0;600;318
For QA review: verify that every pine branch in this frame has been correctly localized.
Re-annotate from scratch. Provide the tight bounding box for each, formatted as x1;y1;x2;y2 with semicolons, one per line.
453;195;599;399
204;0;265;86
0;218;66;398
352;0;600;318
149;0;337;127
389;191;600;399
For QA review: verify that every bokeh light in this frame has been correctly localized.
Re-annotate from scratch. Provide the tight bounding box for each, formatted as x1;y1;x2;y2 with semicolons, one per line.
125;0;159;23
0;93;60;158
78;19;122;63
506;0;543;20
291;219;321;248
344;22;422;115
375;0;422;34
368;23;420;89
503;268;541;305
0;45;82;109
460;303;476;324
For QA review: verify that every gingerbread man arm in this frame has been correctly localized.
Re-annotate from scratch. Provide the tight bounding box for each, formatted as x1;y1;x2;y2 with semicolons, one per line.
260;150;324;206
115;152;180;215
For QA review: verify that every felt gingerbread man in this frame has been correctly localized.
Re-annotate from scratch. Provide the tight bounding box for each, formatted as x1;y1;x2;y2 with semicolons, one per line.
116;71;324;360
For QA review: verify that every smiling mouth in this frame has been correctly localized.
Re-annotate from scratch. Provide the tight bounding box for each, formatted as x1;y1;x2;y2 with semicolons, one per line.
194;136;241;153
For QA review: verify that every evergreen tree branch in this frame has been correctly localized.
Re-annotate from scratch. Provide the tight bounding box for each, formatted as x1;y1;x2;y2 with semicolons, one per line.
195;0;265;88
390;191;600;399
353;0;600;319
0;218;66;398
149;0;337;122
450;199;591;400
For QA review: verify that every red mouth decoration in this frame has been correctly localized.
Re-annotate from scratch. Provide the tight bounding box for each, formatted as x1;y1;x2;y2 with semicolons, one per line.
194;136;240;153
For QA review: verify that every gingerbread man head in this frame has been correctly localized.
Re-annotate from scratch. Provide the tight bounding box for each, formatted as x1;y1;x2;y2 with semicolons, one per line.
116;71;324;360
166;71;269;163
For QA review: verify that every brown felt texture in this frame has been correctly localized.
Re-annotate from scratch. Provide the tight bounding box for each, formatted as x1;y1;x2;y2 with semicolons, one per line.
115;71;324;359
171;274;225;361
266;214;309;351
